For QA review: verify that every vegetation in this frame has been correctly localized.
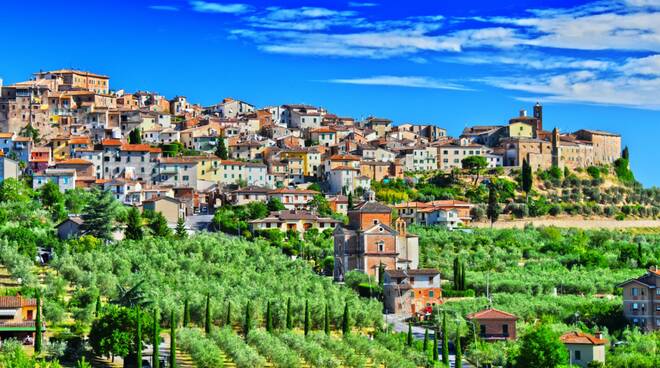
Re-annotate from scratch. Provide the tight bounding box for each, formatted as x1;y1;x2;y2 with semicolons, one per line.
211;327;266;368
178;328;224;368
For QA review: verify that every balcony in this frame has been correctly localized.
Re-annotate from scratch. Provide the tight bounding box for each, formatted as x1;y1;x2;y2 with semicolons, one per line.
160;167;178;175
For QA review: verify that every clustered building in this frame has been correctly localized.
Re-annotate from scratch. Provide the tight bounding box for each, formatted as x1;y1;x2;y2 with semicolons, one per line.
0;69;627;325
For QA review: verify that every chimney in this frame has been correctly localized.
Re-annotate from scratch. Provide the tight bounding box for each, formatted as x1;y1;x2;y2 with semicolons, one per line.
594;331;603;340
519;109;527;117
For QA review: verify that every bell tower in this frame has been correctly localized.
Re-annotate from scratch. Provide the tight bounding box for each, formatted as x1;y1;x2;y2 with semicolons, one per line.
533;102;543;132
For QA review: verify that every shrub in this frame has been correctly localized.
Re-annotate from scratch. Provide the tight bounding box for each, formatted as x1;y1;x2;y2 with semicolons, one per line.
211;327;266;368
278;331;340;368
179;328;224;368
247;329;299;368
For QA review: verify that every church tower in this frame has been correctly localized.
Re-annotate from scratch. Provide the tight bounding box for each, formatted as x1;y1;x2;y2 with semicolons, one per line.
533;102;543;132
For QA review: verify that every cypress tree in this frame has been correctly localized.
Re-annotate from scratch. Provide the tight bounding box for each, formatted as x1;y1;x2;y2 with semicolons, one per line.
406;322;413;346
136;306;142;368
347;192;353;210
460;260;466;291
183;299;190;327
152;309;160;368
423;328;429;352
432;328;438;361
205;294;211;335
453;256;460;290
304;300;310;336
125;207;143;241
487;183;500;227
35;291;42;354
286;297;292;330
622;146;629;160
342;302;349;336
265;300;273;332
522;158;533;198
442;312;449;366
324;304;330;335
244;301;252;338
225;301;232;327
455;324;462;368
170;311;176;368
95;294;101;318
216;136;228;160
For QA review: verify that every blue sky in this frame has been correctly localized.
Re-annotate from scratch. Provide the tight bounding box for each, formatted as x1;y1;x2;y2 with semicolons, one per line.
1;0;659;186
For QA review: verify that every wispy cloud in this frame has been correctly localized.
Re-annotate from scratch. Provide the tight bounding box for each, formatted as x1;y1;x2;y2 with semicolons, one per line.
190;1;252;14
348;2;379;7
149;5;179;11
327;75;472;91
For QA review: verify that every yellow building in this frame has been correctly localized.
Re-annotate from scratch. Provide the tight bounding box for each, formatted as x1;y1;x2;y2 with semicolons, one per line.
35;69;110;94
508;122;534;139
279;149;320;177
50;136;70;160
197;156;223;182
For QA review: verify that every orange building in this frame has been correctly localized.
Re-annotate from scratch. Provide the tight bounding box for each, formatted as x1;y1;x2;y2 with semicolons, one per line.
467;308;518;341
383;269;442;315
0;295;43;344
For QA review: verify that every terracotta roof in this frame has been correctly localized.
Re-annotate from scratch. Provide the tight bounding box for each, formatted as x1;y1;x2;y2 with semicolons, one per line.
268;188;319;195
560;332;607;345
466;308;518;320
101;138;122;146
332;165;359;171
0;133;14;138
330;154;361;161
120;144;151;152
56;158;93;165
69;137;91;145
0;296;36;308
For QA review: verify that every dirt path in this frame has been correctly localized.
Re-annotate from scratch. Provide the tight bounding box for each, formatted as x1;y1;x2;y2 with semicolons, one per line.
472;218;660;229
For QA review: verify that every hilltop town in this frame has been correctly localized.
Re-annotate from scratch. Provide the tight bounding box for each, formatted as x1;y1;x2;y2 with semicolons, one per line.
0;69;658;368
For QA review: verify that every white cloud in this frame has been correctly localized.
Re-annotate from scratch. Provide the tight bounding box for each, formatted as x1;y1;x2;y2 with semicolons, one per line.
448;53;614;71
327;75;471;91
149;5;179;11
348;2;379;7
483;70;660;110
190;1;251;14
620;54;660;75
246;7;361;31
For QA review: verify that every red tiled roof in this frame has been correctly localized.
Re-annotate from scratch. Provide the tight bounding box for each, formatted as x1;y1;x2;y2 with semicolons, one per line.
56;158;93;165
330;154;361;161
102;138;122;146
466;308;517;320
0;296;36;308
121;144;151;152
560;332;607;345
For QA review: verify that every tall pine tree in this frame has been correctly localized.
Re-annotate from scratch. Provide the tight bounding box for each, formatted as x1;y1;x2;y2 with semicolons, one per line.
175;217;187;239
432;328;438;361
136;306;142;368
265;301;273;332
406;322;413;346
225;301;232;327
215;136;228;159
442;312;449;366
125;207;143;240
342;302;350;336
183;299;190;327
486;183;500;228
303;300;310;336
244;301;252;338
170;311;176;368
522;158;533;199
35;291;42;354
455;324;462;368
152;308;160;368
81;189;117;241
423;328;429;352
205;294;211;334
324;304;330;335
286;298;292;330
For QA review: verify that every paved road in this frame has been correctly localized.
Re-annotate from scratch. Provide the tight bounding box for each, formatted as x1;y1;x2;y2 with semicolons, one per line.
186;214;214;232
386;314;473;368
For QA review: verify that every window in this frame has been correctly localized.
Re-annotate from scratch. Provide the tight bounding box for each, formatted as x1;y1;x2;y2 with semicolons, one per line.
480;325;486;336
574;351;581;361
502;324;509;336
632;288;639;296
632;303;639;310
373;219;379;225
429;291;434;298
377;241;384;252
